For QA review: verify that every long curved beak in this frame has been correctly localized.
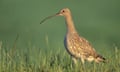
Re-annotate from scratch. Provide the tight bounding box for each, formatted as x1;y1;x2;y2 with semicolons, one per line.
40;12;60;24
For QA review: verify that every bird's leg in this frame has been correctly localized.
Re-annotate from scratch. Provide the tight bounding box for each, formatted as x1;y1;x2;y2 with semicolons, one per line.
81;58;85;64
80;58;86;72
72;57;78;64
71;57;78;68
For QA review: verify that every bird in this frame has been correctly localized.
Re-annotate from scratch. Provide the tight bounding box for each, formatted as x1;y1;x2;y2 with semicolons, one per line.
40;8;106;64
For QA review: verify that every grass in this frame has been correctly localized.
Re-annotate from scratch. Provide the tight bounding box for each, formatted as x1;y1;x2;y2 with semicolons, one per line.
0;36;120;72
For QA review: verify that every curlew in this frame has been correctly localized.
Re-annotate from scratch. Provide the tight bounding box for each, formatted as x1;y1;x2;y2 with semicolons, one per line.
40;8;106;64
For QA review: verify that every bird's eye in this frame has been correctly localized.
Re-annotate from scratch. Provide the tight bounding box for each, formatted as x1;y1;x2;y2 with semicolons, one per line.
62;10;65;12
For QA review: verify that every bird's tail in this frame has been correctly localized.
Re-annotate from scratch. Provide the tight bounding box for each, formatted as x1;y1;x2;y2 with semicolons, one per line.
95;54;106;63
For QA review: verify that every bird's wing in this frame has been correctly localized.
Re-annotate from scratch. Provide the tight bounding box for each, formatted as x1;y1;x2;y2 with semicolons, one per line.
73;33;97;57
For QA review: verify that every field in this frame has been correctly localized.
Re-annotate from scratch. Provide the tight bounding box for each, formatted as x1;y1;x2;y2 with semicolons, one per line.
0;37;120;72
0;0;120;72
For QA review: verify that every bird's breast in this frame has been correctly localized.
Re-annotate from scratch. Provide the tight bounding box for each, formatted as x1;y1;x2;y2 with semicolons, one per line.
64;33;82;58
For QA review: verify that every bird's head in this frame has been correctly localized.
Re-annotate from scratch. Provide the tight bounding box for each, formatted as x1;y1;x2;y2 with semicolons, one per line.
56;8;71;17
40;8;71;24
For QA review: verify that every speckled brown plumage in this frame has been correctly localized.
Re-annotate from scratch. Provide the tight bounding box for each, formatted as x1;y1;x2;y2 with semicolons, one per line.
40;8;106;64
64;30;105;64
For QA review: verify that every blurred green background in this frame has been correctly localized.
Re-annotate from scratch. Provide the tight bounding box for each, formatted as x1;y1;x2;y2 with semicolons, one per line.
0;0;120;52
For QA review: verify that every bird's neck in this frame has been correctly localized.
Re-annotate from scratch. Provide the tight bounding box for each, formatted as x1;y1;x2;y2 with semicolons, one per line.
65;14;76;33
